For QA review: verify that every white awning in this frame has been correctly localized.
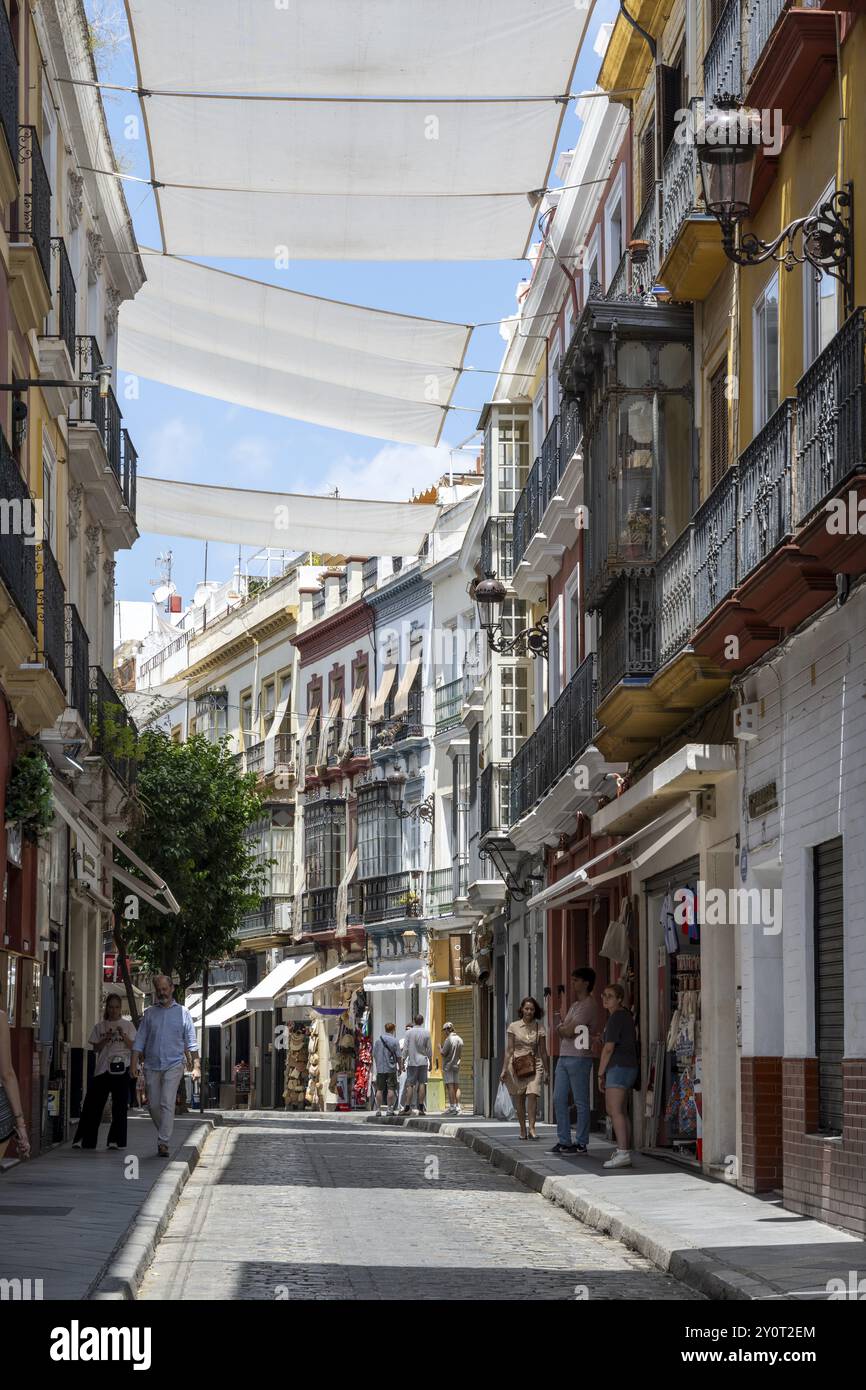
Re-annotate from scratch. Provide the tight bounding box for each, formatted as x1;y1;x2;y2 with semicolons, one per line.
264;686;291;775
393;656;422;717
369;666;397;721
336;848;358;935
284;959;367;1004
136;478;440;556
338;683;366;758
203;995;250;1028
186;987;234;1021
316;696;341;767
119;254;470;446
527;802;698;911
52;777;180;915
362;962;423;993
245;954;317;1011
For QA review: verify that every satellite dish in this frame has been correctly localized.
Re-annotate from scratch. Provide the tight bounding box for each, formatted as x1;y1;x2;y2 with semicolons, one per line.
153;583;176;604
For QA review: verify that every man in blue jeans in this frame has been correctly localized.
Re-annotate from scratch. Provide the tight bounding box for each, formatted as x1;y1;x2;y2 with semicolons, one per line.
550;967;600;1155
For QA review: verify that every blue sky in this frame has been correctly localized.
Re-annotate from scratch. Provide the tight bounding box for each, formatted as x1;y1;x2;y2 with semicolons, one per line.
90;0;620;607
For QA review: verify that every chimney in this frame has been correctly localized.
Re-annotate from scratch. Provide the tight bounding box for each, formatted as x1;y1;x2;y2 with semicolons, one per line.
345;558;364;599
298;586;318;627
323;568;342;613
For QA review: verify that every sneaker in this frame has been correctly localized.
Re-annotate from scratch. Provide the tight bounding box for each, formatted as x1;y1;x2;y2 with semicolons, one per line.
399;1106;412;1115
603;1149;632;1169
418;1104;426;1115
549;1143;578;1154
575;1144;588;1155
411;1108;420;1116
157;1144;169;1158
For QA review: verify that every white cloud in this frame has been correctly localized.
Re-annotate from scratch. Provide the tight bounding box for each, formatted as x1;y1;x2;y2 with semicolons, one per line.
311;443;452;501
144;418;204;480
229;435;276;481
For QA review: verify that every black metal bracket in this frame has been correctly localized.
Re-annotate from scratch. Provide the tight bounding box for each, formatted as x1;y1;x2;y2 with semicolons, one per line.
485;612;549;660
721;184;853;318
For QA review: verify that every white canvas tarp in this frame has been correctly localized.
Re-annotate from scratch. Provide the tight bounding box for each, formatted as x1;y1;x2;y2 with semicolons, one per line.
126;1;588;97
136;477;440;555
119;255;470;446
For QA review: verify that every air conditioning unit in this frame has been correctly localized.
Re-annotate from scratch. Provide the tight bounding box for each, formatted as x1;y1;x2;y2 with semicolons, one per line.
273;900;293;934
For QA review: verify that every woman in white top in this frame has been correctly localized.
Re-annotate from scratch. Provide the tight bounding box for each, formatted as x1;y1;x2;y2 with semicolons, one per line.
72;993;137;1151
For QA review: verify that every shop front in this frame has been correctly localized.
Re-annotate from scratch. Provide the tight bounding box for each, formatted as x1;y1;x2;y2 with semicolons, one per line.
283;957;369;1110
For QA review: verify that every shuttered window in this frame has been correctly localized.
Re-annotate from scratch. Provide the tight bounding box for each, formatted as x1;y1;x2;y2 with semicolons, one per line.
709;361;729;490
814;837;844;1135
640;119;655;213
658;50;685;161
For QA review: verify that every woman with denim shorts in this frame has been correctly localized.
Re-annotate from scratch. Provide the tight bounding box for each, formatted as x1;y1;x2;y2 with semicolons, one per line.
598;981;638;1170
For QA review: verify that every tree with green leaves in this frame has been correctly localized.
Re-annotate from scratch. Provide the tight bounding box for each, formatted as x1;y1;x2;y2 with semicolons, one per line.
114;732;267;1016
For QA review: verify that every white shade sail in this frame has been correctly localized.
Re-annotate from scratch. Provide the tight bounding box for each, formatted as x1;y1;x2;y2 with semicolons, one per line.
127;1;588;97
126;0;590;259
119;254;470;446
136;477;440;554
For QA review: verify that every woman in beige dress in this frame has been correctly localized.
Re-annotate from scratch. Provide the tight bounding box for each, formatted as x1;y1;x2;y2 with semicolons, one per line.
500;996;549;1140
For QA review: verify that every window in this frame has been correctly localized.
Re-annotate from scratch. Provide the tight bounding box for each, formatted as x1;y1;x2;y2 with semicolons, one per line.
754;274;780;431
496;412;531;513
277;672;292;731
548;601;561;705
813;838;843;1135
41;430;57;550
548;332;562;425
640;119;656;214
604;166;626;290
270;805;295;897
499;664;529;759
304;797;346;889
261;679;276;735
240;691;253;744
583;227;601;301
194;689;227;743
659;46;686;160
709;360;730;490
357;783;401;879
533;387;545;457
803;192;837;369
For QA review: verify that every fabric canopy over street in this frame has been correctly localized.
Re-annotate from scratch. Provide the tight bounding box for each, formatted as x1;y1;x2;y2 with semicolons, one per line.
186;988;234;1020
118;255;470;446
136;477;441;554
125;0;589;258
52;776;180;915
245;955;316;1012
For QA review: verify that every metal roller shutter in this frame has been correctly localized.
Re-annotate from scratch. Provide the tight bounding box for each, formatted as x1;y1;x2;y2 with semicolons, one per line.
445;990;475;1112
814;838;844;1135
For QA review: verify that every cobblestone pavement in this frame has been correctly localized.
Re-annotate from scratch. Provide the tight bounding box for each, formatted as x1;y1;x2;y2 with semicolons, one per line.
139;1114;701;1301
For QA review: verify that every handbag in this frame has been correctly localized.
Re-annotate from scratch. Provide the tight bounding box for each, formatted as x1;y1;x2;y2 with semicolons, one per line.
512;1025;539;1079
600;900;632;964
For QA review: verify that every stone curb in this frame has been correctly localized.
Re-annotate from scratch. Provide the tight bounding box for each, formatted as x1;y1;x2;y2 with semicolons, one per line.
367;1115;788;1302
87;1119;220;1301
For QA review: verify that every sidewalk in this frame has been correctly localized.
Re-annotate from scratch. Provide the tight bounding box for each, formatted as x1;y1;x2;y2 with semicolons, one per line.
0;1110;217;1300
369;1113;866;1301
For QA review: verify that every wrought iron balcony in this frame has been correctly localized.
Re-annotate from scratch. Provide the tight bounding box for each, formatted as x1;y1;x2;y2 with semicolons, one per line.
480;761;511;837
37;542;65;688
738;398;794;580
48;238;76;362
694;466;739;629
370;688;423;749
65;604;89;726
597;574;657;704
508;653;596;824
631;189;661;298
302;884;363;932
245;739;265;775
0;429;37;636
361;870;422;925
560;395;581;469
342;713;368;759
747;0;788;77
434;676;463;732
480;515;514;582
606;250;630;302
794;307;866;525
426;866;454;918
90;666;137;788
0;1;17;173
705;0;743;104
511;414;561;571
15;126;51;285
655;523;695;667
661;102;702;261
121;429;137;518
273;731;296;776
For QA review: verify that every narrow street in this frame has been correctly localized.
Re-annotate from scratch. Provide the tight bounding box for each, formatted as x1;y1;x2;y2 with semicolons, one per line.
139;1116;697;1302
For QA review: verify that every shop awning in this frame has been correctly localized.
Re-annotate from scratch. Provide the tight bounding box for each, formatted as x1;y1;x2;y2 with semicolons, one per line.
202;994;250;1028
362;963;423;993
284;959;367;1005
392;656;422;717
52;777;181;915
245;954;316;1011
527;802;698;911
186;987;234;1020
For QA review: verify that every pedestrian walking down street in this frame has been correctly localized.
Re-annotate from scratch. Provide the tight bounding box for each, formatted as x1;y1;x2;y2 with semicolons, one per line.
550;967;601;1155
131;975;200;1157
501;997;549;1141
439;1021;464;1114
372;1021;401;1115
400;1013;432;1115
72;993;137;1150
599;981;639;1169
0;991;29;1161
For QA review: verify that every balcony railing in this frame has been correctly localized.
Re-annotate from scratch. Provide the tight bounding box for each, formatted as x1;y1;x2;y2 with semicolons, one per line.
273;731;296;776
795;306;866;524
480;515;514;581
72;335;106;436
512;414;561;572
121;429;137;518
37;542;65;687
15;126;51;284
0;430;37;635
480;761;510;836
598;574;657;704
426;866;454;918
747;0;789;77
103;386;122;485
738;397;794;581
0;2;18;171
48;238;76;362
656;523;695;667
631;188;661;297
361;871;422;924
705;0;743;104
237;898;275;940
661;102;701;260
245;739;265;775
606;250;630;301
435;676;463;732
65;604;89;725
508;654;596;824
371;688;423;748
90;666;136;787
694;466;739;629
560;395;581;469
302;886;338;932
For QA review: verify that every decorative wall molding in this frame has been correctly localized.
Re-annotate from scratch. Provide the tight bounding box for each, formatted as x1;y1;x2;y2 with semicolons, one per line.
85;525;101;575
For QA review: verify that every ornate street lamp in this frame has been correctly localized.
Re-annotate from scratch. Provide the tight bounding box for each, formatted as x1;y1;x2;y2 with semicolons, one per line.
696;101;853;315
387;770;434;823
474;572;548;659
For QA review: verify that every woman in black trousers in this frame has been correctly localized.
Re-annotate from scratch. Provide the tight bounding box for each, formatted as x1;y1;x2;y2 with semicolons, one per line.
73;994;137;1150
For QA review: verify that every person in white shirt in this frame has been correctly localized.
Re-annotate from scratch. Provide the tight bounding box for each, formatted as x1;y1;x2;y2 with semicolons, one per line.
72;993;137;1150
400;1014;432;1115
439;1022;464;1115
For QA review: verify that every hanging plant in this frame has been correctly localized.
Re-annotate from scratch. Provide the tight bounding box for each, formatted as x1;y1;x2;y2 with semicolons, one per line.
5;746;54;842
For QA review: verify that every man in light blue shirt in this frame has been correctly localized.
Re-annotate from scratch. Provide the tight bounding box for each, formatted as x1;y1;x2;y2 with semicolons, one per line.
131;976;199;1157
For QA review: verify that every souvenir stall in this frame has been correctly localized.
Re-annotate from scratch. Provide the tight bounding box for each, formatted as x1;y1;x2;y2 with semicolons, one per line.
284;958;368;1110
282;1023;310;1109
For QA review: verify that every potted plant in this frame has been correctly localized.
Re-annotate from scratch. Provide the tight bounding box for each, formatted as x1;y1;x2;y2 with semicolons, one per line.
5;746;54;842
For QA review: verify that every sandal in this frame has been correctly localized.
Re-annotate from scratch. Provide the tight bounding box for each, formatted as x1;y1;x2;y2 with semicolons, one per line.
518;1133;528;1141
